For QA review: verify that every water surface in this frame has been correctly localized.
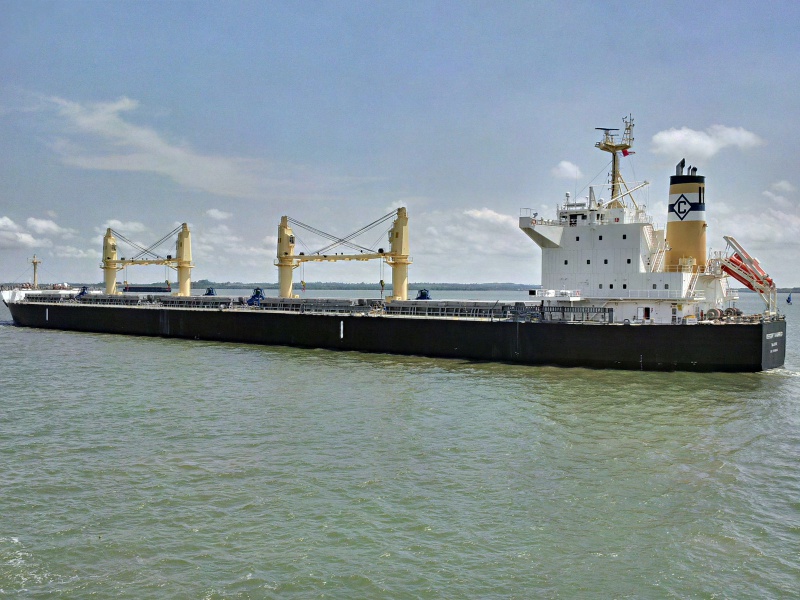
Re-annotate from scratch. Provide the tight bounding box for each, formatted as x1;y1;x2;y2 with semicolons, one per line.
1;293;798;598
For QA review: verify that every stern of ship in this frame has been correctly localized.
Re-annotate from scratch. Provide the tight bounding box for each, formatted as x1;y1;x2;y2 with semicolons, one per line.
762;318;787;370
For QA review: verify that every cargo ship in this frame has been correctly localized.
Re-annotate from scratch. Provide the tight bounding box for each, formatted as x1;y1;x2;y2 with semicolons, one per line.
2;118;786;371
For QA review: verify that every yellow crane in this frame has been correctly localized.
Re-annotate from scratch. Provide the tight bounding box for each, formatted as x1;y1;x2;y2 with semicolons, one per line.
276;207;410;301
101;223;193;296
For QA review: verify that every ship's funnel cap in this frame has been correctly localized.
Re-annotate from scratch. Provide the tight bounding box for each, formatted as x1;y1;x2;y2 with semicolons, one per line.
671;158;704;184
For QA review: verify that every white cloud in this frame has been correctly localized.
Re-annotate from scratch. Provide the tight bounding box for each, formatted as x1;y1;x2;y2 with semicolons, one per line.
227;245;273;257
26;217;76;238
192;223;271;268
0;216;53;248
551;161;583;179
0;230;51;249
26;217;60;234
208;224;234;236
651;125;764;160
464;208;517;228
43;95;272;199
760;180;797;210
99;219;148;233
192;223;243;261
54;245;101;259
420;209;529;258
771;180;796;193
42;94;371;201
0;216;21;231
709;202;800;251
206;208;232;220
401;209;538;283
761;190;795;209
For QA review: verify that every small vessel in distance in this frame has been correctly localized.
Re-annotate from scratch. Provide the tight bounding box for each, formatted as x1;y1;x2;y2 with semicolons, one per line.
2;118;786;371
123;281;171;293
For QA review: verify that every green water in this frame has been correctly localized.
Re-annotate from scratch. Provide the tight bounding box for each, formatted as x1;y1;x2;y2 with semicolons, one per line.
1;294;798;598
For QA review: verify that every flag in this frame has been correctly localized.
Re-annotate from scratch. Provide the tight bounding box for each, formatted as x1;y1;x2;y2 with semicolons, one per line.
622;149;635;157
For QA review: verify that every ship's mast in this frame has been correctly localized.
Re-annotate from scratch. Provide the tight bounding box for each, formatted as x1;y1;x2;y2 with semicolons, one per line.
31;254;42;289
595;115;634;203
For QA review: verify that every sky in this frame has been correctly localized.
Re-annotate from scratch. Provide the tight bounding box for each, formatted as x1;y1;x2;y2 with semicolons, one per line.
1;0;799;286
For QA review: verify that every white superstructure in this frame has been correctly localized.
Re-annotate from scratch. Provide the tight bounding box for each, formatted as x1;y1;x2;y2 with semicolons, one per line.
519;117;776;324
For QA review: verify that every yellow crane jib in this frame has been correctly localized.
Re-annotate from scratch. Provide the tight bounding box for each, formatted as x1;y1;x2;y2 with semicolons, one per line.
276;207;411;301
101;223;193;296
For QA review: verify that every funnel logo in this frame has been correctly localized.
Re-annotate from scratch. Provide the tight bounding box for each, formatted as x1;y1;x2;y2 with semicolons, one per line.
672;194;692;220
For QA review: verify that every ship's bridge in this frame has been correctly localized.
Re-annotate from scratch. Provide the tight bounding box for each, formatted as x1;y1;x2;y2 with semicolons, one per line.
556;182;651;226
519;182;652;248
518;180;693;301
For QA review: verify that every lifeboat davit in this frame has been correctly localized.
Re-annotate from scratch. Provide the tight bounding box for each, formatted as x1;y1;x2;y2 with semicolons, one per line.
721;253;774;291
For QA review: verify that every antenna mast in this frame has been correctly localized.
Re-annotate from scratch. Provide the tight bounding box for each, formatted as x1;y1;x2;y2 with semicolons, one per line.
595;115;634;202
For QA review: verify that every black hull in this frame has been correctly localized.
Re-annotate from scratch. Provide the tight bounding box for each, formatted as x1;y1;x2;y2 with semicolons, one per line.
6;302;786;372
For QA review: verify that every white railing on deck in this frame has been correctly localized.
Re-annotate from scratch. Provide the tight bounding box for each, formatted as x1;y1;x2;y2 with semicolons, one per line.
519;208;559;226
661;264;710;273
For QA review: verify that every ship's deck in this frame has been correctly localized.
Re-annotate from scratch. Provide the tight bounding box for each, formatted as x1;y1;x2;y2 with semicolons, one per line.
11;292;781;325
